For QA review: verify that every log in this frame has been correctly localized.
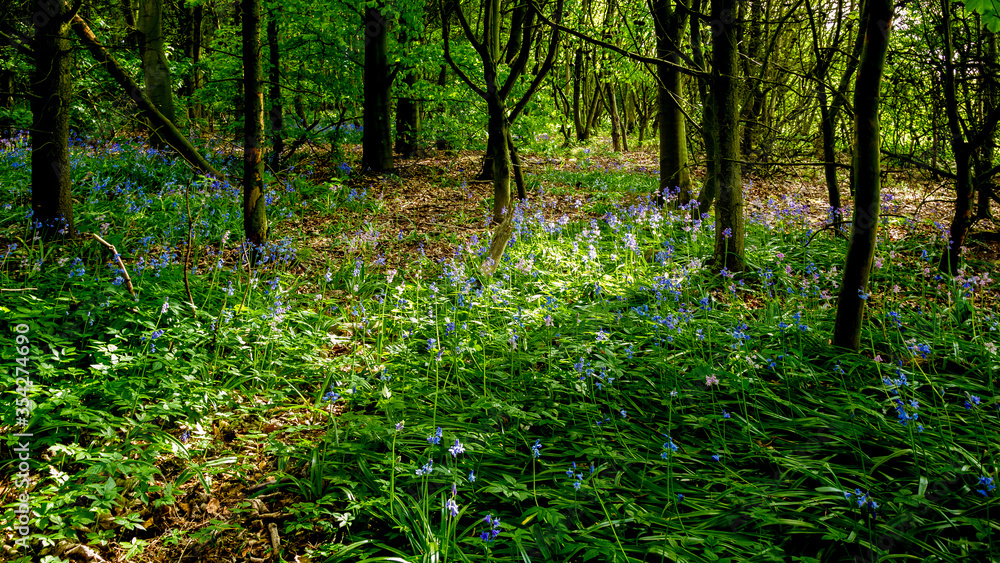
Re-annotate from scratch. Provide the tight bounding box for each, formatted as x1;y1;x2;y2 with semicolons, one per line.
70;15;225;180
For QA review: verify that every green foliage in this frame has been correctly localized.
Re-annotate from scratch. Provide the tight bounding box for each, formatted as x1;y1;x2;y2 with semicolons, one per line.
962;0;1000;32
4;135;998;561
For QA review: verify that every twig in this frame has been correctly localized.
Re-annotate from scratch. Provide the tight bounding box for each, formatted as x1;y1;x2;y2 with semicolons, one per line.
90;233;135;297
267;522;281;553
1;288;37;292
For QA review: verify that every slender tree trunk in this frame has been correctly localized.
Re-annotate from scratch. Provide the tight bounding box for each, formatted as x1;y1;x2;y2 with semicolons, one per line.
711;0;744;272
180;2;204;123
396;70;421;157
488;99;512;225
32;0;75;240
139;0;177;146
362;4;393;172
833;0;893;350
654;0;691;205
243;0;268;250
692;0;717;214
609;81;622;151
573;47;584;140
939;0;972;275
267;5;283;171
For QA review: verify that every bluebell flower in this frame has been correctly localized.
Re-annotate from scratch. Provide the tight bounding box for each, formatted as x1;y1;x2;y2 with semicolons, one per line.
446;498;459;517
415;459;433;476
428;427;443;445
449;438;466;457
530;439;542;458
468;470;476;483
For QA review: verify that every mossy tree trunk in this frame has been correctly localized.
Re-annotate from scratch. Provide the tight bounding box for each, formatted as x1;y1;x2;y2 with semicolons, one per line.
710;0;744;273
32;0;78;240
139;0;177;146
243;0;268;252
833;0;893;350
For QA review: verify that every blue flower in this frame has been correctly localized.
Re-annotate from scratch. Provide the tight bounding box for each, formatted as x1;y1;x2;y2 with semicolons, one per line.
530;439;542;458
415;459;434;476
428;427;443;445
449;438;466;457
446;498;459;517
976;475;995;497
468;470;476;483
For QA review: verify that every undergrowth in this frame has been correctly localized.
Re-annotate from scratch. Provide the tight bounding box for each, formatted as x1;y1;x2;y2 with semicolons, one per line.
1;133;998;562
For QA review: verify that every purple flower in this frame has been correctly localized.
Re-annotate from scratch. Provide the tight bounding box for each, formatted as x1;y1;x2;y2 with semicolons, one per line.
449;438;466;457
446;498;459;517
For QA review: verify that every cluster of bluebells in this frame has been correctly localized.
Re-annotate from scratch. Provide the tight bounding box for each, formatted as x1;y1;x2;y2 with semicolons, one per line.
565;462;584;490
846;489;880;519
530;439;542;458
415;459;433;476
882;371;908;395
322;384;340;402
446;483;460;517
964;394;981;410
976;475;995;497
480;514;502;543
661;435;680;459
892;398;920;430
428;426;443;445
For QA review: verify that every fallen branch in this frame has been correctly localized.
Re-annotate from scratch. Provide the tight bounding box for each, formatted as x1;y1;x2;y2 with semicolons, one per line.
70;15;225;181
91;233;135;297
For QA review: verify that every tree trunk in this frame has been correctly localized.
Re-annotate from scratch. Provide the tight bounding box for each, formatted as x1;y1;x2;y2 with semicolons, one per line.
609;81;622;151
654;0;691;205
362;4;393;172
692;0;717;215
267;6;283;171
396;70;421;157
32;1;75;240
181;2;204;122
833;0;893;350
139;0;177;146
488;99;512;225
243;0;268;250
71;16;224;179
573;47;584;140
938;0;974;275
710;0;744;273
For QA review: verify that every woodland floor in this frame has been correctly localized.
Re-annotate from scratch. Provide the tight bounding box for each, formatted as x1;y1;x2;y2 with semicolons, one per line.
15;143;1000;563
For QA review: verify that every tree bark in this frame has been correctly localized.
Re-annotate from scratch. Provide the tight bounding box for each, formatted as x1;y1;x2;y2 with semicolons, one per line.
32;0;77;240
710;0;744;273
654;0;691;205
572;47;585;140
243;0;268;250
362;4;393;172
139;0;177;146
609;81;622;151
71;15;224;179
181;2;204;122
833;0;893;350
